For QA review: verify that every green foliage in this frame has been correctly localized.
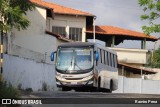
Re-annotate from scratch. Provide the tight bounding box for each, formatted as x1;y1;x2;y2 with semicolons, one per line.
0;81;20;98
138;0;160;35
146;48;160;68
0;0;35;31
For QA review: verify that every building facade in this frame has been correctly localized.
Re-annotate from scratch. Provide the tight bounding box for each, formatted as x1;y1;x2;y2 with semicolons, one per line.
6;0;94;64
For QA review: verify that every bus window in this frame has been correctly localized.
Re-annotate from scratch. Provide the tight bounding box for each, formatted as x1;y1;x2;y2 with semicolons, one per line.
108;52;111;66
101;49;104;64
110;53;112;67
98;48;101;63
111;53;115;67
114;55;118;68
112;54;115;68
103;51;106;64
105;51;108;65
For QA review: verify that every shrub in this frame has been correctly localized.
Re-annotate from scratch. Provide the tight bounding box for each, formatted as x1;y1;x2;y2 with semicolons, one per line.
0;81;20;98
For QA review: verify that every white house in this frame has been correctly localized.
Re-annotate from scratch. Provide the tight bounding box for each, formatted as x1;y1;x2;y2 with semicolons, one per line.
7;0;95;64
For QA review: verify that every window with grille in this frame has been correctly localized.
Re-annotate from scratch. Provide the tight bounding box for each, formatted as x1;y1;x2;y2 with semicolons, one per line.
69;27;82;41
52;26;66;37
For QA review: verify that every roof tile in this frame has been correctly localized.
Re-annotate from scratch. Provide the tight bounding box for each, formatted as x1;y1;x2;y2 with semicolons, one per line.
30;0;94;16
86;26;158;41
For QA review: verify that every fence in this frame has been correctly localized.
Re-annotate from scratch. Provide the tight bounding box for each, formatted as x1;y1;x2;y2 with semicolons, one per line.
11;44;52;64
113;76;160;94
3;54;160;94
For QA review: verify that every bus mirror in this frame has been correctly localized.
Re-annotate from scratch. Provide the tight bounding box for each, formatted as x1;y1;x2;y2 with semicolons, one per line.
51;52;55;61
95;51;99;61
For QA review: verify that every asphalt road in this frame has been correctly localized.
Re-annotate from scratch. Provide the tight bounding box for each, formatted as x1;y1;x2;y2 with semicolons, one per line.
20;91;160;107
25;91;160;98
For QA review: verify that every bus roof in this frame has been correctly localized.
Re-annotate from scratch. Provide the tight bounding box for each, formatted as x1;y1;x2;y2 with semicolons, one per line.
58;42;95;48
58;42;117;55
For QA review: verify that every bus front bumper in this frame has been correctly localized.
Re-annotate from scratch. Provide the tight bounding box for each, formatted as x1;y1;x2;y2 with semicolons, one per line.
56;78;94;87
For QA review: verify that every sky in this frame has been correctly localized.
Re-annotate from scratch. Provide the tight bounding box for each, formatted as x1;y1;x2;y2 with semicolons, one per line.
45;0;160;50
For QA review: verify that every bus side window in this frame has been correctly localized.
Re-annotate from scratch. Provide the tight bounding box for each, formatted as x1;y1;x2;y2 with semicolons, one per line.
111;53;114;67
111;54;113;67
115;55;118;68
98;48;101;63
104;51;106;64
110;53;112;67
105;51;108;65
101;49;104;64
108;52;111;66
112;54;115;68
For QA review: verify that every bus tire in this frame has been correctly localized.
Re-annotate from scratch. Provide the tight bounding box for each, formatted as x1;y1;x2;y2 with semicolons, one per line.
97;77;101;92
109;80;113;93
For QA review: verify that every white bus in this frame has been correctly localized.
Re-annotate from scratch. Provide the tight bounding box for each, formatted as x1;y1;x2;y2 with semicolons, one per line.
51;42;118;92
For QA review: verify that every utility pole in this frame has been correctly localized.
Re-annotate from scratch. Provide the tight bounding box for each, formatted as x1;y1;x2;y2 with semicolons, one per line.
0;17;4;81
0;29;3;81
93;16;96;43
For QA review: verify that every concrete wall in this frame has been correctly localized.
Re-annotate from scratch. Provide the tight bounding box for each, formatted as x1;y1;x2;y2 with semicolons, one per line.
109;47;148;65
3;54;57;91
3;54;160;93
113;76;160;94
47;14;86;42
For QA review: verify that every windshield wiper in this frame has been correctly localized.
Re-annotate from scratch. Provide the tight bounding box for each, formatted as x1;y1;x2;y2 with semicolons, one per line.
74;62;83;70
64;56;73;72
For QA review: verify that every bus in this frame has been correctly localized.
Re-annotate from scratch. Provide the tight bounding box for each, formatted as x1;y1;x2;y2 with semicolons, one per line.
51;42;118;92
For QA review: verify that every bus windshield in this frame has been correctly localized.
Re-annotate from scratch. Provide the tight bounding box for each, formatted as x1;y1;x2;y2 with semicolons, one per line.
56;47;93;73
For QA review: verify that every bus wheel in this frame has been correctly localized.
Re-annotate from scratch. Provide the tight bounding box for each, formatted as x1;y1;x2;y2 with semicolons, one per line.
109;80;113;93
97;77;101;92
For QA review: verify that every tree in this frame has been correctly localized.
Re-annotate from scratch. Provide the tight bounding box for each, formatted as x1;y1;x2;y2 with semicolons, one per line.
152;48;160;68
146;48;160;68
138;0;160;35
0;0;35;77
0;0;35;32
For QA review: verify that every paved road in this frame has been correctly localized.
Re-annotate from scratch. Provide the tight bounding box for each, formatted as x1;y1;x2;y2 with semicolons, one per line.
20;91;160;107
25;91;160;98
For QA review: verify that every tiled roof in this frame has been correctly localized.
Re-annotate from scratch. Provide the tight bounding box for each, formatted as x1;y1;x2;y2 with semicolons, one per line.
118;62;157;74
86;26;158;41
30;0;94;16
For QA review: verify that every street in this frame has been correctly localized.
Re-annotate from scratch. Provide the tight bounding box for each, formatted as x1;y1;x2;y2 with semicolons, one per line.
25;91;160;98
19;91;160;107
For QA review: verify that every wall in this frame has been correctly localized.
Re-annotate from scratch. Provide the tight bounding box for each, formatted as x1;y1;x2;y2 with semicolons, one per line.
113;76;160;94
109;47;148;65
9;6;59;64
3;54;160;93
47;14;86;42
3;54;57;91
